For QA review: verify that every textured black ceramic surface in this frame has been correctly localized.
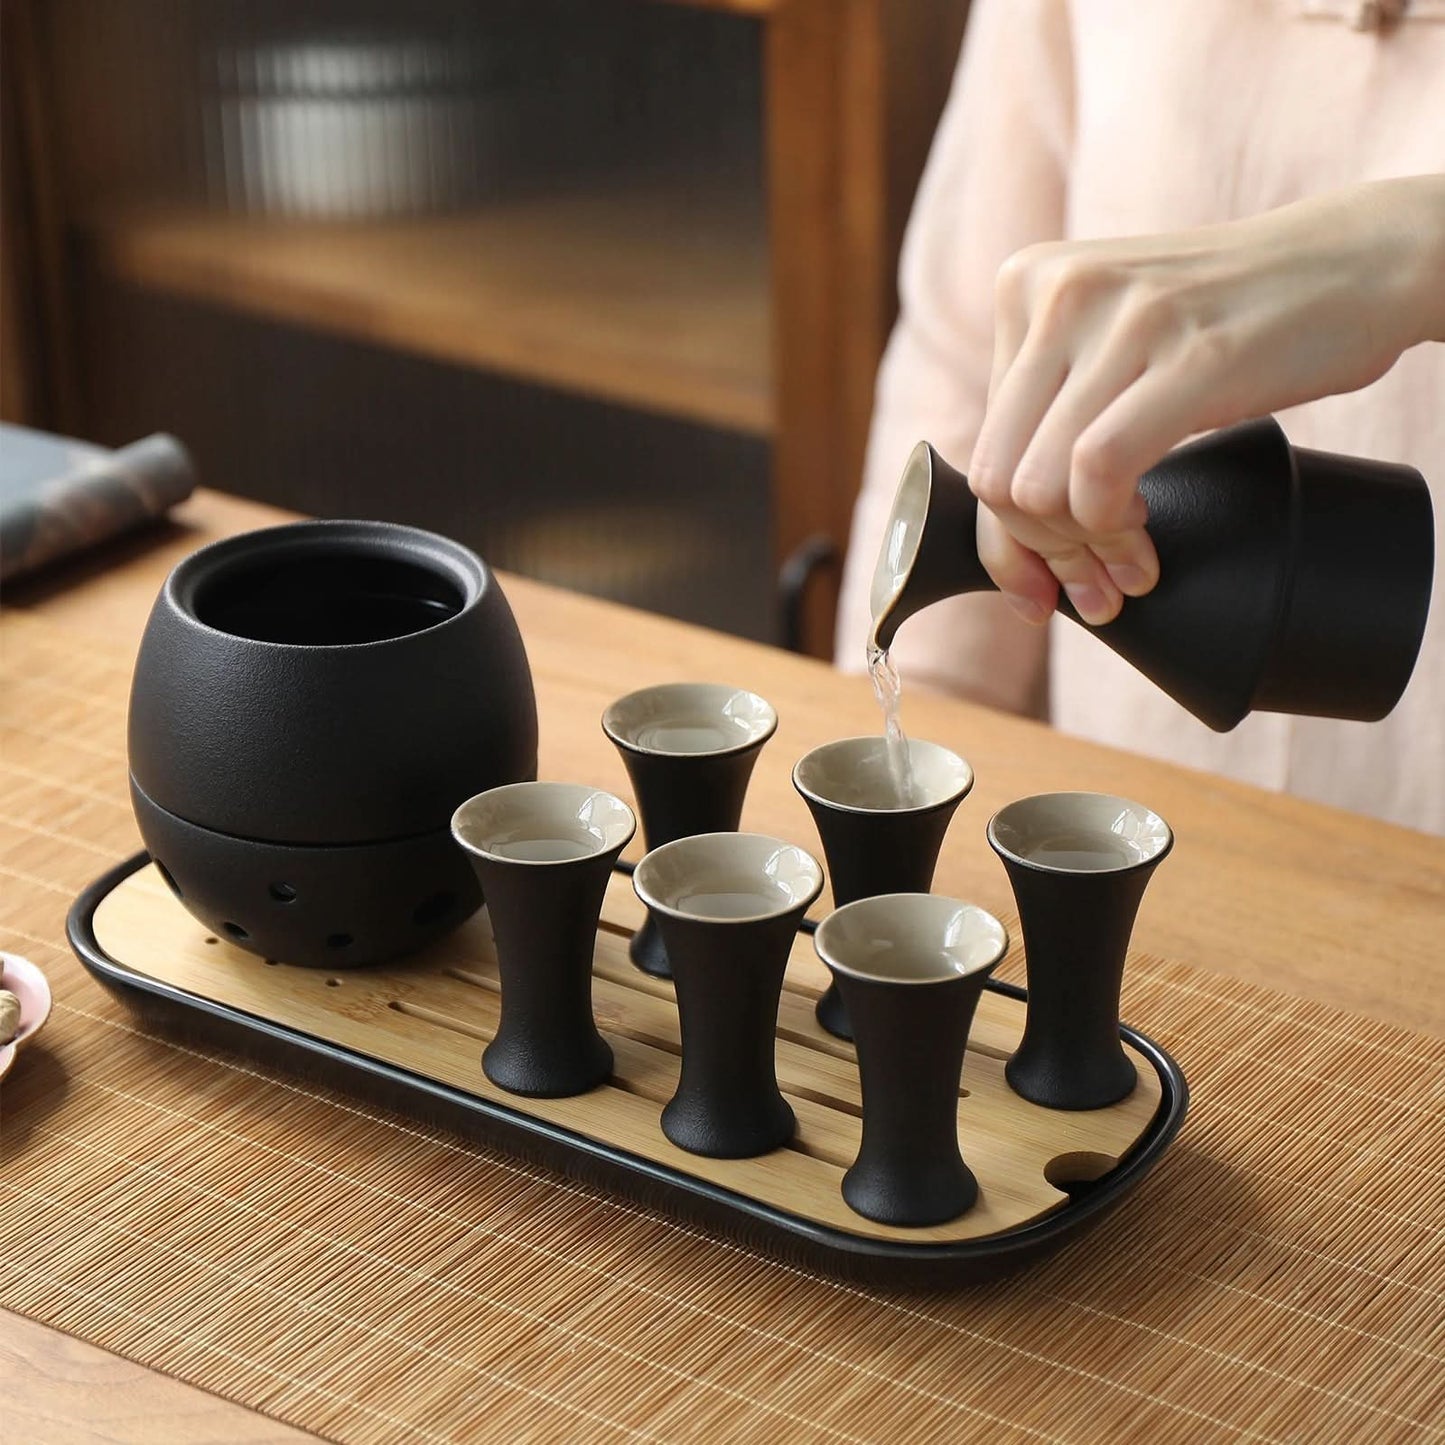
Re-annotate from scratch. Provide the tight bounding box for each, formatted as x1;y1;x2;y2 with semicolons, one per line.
830;963;995;1227
130;520;537;842
796;791;966;1043
992;837;1172;1112
132;779;481;970
652;906;804;1158
127;519;538;967
876;417;1434;731
608;740;770;981
69;853;1190;1287
461;841;626;1100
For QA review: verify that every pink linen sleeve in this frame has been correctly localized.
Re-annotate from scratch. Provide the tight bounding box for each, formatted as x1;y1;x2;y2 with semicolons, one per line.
833;0;1075;714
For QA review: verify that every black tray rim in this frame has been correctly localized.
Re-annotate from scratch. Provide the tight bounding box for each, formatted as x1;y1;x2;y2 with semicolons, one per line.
67;851;1189;1287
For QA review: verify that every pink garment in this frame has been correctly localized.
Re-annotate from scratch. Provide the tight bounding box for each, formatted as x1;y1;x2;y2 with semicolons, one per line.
836;0;1445;834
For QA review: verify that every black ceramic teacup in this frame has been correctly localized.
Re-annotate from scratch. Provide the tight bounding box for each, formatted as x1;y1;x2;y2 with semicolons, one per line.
988;792;1173;1110
813;892;1008;1227
793;735;974;1040
632;832;822;1159
603;682;777;979
452;781;635;1099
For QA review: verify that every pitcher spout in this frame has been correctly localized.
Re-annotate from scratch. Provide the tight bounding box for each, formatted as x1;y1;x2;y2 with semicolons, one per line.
868;442;995;655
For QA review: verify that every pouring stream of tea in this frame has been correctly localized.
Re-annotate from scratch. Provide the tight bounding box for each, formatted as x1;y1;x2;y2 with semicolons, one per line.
866;501;921;805
866;643;915;805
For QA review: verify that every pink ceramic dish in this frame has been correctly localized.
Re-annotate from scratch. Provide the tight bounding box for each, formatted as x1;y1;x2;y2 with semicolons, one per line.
0;952;52;1082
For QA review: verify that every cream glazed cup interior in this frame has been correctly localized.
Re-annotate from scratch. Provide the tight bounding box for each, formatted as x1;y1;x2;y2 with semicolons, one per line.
452;782;635;864
867;440;931;652
633;832;823;924
602;683;777;757
793;736;973;813
814;893;1009;986
988;792;1172;874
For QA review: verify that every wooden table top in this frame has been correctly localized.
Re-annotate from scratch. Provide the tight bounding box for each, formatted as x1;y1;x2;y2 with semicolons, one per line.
3;489;1442;1443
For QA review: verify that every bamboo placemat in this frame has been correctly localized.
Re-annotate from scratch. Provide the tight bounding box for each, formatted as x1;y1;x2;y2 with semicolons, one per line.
3;608;1444;1443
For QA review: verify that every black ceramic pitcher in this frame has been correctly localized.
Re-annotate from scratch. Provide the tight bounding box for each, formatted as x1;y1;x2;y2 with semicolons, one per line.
870;417;1434;731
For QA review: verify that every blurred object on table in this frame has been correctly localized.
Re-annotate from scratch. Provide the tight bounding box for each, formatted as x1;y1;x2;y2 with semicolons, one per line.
0;425;195;581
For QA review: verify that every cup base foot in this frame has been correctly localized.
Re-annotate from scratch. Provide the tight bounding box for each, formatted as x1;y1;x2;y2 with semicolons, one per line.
483;1036;614;1099
814;982;853;1041
629;914;672;979
1006;1050;1137;1111
842;1160;978;1228
661;1094;796;1159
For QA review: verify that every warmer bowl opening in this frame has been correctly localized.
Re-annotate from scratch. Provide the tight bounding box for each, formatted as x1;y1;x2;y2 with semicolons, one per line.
194;550;466;645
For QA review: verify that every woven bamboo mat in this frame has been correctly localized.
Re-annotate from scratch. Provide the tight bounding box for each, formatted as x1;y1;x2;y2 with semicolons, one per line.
3;608;1445;1443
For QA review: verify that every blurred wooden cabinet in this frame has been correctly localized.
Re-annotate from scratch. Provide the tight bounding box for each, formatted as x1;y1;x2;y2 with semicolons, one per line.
2;0;968;651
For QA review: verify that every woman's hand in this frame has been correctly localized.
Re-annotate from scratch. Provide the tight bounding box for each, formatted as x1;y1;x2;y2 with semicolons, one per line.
967;176;1445;625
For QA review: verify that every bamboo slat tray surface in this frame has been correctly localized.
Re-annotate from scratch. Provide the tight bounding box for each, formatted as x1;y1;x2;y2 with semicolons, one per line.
72;854;1185;1285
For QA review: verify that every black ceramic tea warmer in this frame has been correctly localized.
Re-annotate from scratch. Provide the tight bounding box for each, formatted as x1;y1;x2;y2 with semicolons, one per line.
128;520;538;967
871;417;1434;731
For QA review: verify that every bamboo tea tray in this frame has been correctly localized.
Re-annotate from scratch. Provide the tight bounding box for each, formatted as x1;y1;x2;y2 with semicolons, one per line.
70;854;1188;1285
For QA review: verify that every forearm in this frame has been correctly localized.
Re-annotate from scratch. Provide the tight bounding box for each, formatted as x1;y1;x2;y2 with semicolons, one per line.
1388;174;1445;346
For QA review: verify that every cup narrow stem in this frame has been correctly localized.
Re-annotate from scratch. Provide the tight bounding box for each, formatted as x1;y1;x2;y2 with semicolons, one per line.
801;801;958;1042
832;968;987;1227
654;909;799;1158
472;856;616;1098
614;746;766;979
1002;862;1154;1110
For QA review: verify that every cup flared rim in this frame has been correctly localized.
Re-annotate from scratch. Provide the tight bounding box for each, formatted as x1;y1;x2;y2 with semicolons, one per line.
986;791;1173;876
792;735;973;817
451;781;636;866
632;831;823;925
601;682;777;760
813;892;1009;987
